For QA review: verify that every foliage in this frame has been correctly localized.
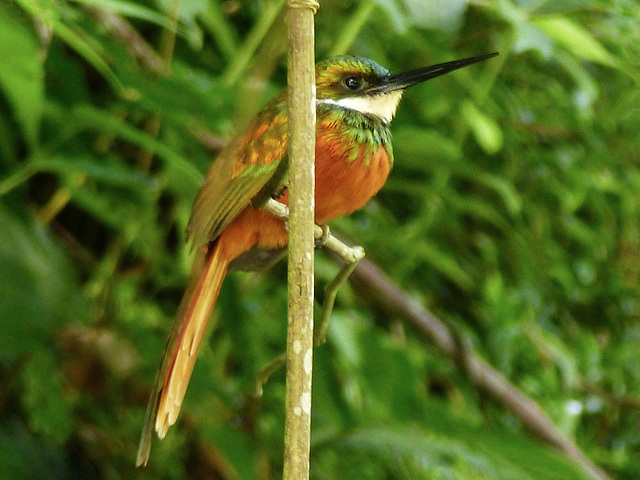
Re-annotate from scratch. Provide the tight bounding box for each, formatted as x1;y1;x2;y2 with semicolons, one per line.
1;0;639;479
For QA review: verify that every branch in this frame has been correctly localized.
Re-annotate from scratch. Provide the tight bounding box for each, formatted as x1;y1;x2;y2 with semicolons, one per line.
283;2;318;480
347;257;612;480
84;7;165;74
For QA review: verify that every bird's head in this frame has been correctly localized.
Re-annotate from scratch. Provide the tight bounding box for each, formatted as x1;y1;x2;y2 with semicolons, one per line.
315;53;498;123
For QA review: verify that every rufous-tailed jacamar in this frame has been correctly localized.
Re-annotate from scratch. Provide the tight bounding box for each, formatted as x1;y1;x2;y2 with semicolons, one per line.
137;52;498;466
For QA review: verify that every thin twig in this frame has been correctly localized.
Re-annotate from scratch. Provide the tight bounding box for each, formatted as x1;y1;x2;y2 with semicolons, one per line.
85;7;165;73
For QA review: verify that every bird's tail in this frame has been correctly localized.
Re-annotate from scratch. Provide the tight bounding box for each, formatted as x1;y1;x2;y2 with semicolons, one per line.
136;242;229;467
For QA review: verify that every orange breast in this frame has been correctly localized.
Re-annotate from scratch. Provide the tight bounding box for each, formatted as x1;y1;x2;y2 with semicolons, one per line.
313;136;392;224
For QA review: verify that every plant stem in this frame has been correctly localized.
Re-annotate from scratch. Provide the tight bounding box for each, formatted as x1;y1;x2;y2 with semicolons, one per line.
283;1;317;479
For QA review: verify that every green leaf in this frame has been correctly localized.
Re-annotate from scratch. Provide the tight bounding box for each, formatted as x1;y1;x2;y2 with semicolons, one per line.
533;16;622;69
372;0;408;33
445;191;514;232
54;22;126;94
198;0;239;59
70;0;199;46
69;105;203;187
413;239;474;291
0;419;73;480
450;165;522;215
21;351;76;444
0;4;44;148
402;0;467;32
15;0;125;94
33;155;156;190
337;328;424;421
513;21;553;56
0;203;84;359
461;100;504;155
330;412;585;479
393;127;461;171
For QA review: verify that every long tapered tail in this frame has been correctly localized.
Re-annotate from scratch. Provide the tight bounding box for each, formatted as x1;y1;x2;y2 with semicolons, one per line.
136;242;229;467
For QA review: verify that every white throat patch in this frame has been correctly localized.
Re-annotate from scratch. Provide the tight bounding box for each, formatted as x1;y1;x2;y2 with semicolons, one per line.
318;90;403;123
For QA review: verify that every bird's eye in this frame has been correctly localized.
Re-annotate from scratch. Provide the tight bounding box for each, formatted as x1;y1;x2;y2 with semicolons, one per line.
343;76;363;91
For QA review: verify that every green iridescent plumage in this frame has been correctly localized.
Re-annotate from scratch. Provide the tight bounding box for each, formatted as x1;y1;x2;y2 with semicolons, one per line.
317;102;394;165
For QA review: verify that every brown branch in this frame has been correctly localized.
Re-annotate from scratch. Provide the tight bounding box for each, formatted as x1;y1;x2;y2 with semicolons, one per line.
85;7;165;73
583;384;640;411
193;127;228;154
347;257;612;480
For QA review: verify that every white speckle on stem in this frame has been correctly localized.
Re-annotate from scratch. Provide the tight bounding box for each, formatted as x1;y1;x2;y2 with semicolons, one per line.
303;349;312;375
300;391;311;415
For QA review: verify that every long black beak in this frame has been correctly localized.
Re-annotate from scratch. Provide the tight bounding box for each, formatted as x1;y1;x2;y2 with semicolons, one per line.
369;52;499;94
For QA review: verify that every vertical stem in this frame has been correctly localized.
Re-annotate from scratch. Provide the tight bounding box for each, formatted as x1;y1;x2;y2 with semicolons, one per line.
221;0;287;86
283;1;317;480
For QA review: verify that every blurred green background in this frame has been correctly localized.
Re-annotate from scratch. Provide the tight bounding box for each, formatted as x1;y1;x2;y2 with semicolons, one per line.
1;0;639;478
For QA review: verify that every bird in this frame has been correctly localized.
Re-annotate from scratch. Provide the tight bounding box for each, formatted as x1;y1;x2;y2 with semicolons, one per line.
136;51;499;466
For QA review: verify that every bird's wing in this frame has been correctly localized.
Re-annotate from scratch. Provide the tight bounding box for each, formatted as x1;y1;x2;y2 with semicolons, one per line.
187;95;289;249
